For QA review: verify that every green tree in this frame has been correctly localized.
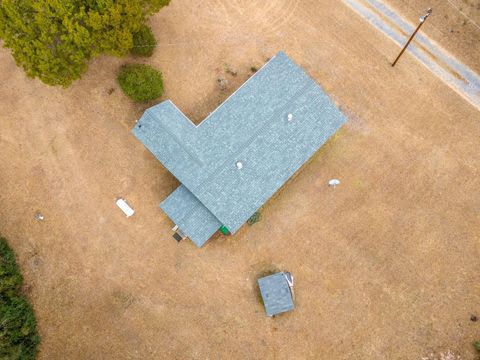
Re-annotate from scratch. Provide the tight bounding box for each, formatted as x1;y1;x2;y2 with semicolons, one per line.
0;237;23;298
0;237;40;359
132;25;157;57
118;64;163;102
0;0;170;87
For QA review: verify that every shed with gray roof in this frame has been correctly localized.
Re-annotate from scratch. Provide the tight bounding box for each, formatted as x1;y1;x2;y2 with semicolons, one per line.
132;51;347;247
258;272;294;316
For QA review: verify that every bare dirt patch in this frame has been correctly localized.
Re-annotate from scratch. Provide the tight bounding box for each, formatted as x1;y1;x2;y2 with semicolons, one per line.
0;0;479;359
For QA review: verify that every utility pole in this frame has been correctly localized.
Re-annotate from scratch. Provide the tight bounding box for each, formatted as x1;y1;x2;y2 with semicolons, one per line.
392;8;432;67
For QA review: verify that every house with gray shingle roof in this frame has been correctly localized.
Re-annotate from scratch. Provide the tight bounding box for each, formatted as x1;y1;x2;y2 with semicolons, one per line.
132;51;346;247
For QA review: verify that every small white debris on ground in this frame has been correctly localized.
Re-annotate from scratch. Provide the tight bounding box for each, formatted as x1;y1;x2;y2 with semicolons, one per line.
328;179;340;188
34;212;44;221
116;198;135;217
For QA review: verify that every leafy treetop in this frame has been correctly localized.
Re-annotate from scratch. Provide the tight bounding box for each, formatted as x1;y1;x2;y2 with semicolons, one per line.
0;0;170;86
0;237;40;360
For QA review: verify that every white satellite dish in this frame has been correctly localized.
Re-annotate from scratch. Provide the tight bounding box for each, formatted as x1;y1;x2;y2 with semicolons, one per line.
328;179;340;188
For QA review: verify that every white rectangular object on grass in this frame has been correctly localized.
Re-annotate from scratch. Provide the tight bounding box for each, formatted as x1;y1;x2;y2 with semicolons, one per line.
116;198;135;217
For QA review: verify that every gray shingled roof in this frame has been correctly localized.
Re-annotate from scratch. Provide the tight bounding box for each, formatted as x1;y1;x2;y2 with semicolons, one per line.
132;51;347;246
160;185;221;247
258;272;294;316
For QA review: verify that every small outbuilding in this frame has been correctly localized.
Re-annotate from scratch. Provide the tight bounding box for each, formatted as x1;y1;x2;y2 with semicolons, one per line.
258;272;294;317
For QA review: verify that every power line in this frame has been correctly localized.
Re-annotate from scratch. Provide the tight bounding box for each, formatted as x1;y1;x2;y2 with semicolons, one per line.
445;0;480;30
381;0;480;34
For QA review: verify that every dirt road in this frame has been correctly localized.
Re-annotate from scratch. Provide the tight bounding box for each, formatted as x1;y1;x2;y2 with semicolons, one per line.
0;0;479;359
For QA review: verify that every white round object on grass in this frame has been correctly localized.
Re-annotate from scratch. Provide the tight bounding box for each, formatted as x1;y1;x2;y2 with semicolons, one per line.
34;212;44;221
328;179;340;188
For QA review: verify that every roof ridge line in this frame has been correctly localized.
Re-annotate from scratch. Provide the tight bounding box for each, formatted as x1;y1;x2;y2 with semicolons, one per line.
174;187;221;228
190;79;318;223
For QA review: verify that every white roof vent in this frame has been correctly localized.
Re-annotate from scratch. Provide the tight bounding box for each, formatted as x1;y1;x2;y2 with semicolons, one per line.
287;113;293;122
236;161;243;170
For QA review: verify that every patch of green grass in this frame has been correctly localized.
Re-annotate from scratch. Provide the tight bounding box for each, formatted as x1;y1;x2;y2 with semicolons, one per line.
118;64;163;103
353;179;365;189
112;290;135;310
131;25;157;57
474;341;480;352
0;237;40;360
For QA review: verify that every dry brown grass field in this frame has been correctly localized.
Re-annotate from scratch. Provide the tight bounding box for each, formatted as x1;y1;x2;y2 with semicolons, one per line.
0;0;479;359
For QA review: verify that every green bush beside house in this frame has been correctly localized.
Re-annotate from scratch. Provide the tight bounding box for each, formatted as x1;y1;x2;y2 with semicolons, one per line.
118;64;164;103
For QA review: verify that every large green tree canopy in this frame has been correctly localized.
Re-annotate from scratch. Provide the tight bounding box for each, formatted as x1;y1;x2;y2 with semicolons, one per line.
0;0;170;86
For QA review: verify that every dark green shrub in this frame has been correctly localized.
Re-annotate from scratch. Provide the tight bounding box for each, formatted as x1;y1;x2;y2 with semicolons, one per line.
131;25;157;57
118;64;164;103
247;211;261;226
0;238;23;297
0;237;40;360
0;297;40;359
